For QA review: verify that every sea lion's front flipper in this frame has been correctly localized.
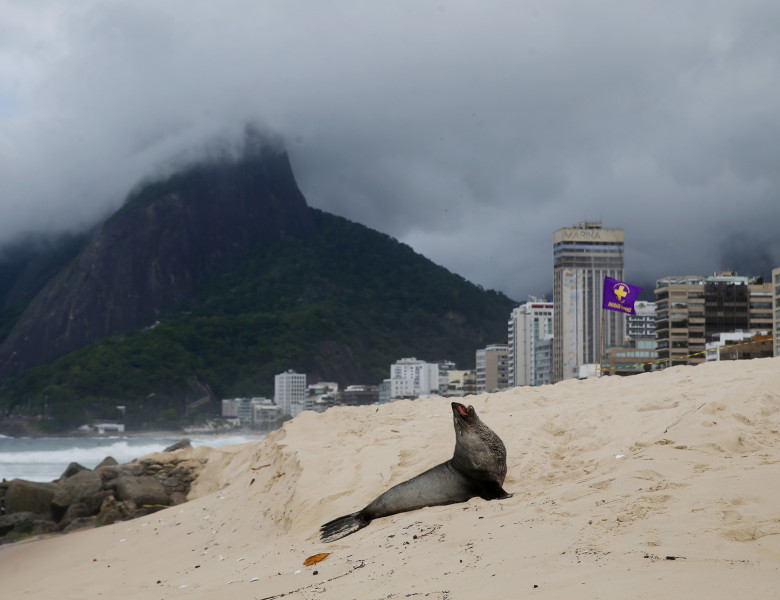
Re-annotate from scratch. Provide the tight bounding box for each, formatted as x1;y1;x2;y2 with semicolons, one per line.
478;480;513;501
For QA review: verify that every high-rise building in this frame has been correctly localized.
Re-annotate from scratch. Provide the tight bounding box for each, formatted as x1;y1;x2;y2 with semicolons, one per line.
654;275;707;367
552;222;625;382
774;267;780;357
508;299;554;387
475;344;510;393
274;369;307;417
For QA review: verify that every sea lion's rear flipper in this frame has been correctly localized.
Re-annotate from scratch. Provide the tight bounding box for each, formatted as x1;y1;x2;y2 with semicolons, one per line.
320;511;370;543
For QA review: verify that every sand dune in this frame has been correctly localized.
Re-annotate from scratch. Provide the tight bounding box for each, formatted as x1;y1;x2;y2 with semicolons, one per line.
2;357;779;599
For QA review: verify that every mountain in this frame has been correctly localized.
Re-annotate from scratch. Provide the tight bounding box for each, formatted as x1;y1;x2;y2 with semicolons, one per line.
0;136;316;378
0;134;517;431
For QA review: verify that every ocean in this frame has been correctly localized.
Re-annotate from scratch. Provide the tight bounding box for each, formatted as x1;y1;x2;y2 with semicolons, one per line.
0;433;259;482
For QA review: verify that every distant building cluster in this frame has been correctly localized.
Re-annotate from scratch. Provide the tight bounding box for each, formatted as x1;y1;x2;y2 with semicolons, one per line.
496;221;776;386
219;358;479;426
220;222;780;427
221;397;280;429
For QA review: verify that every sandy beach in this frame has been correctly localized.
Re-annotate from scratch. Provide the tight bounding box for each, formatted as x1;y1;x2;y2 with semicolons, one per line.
2;357;779;599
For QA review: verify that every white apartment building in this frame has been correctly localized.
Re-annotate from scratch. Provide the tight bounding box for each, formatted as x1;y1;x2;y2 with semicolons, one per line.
390;357;440;398
274;369;307;417
508;299;554;387
627;301;656;341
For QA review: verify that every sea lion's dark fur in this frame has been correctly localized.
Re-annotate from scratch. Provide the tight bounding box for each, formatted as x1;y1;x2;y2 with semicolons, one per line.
320;402;511;543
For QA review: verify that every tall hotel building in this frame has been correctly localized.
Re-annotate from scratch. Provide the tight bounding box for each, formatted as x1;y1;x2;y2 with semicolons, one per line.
553;222;625;382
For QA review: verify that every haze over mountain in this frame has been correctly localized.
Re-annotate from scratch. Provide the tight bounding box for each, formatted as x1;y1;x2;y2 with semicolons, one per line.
0;132;516;431
2;2;779;301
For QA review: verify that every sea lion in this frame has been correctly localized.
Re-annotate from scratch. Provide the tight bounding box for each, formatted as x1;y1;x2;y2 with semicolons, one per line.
319;402;511;543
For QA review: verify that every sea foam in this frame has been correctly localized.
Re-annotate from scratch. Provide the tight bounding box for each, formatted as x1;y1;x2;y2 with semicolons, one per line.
0;435;257;482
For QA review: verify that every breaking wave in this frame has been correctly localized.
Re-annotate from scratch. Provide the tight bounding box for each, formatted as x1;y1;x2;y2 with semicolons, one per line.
0;435;258;482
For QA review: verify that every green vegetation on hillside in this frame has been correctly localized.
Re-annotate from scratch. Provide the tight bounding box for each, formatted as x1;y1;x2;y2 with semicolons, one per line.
0;209;516;431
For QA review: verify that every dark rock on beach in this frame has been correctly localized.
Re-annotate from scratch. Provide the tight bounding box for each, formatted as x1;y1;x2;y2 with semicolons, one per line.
0;441;206;545
95;456;118;470
109;475;169;507
4;480;58;519
52;470;103;514
163;439;192;452
59;462;90;480
0;512;36;536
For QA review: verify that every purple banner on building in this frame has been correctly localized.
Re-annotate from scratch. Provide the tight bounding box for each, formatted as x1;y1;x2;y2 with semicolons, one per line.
602;276;642;315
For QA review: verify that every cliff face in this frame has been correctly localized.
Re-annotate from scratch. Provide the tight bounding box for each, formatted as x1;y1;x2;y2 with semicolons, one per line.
0;144;316;378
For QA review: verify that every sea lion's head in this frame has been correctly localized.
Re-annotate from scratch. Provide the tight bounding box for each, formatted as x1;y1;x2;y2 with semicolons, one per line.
451;402;479;433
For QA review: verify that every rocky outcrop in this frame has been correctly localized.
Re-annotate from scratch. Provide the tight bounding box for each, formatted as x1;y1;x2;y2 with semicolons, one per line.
0;444;205;544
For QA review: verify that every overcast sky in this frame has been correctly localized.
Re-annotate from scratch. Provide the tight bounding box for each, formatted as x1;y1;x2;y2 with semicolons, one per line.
2;1;779;301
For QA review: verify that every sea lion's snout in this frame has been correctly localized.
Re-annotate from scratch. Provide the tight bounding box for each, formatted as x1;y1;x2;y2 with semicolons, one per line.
451;402;469;417
451;403;475;421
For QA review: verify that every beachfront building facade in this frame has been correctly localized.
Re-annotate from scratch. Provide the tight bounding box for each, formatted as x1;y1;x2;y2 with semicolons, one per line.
389;357;440;399
774;267;780;357
746;281;774;336
655;272;772;368
654;275;707;367
475;344;510;393
508;298;554;387
704;272;772;336
552;222;625;383
274;369;307;417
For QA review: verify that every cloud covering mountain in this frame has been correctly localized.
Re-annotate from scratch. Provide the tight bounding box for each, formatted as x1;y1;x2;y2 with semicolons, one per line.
2;1;779;299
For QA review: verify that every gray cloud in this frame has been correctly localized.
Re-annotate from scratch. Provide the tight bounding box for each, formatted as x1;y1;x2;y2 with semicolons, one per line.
1;0;779;301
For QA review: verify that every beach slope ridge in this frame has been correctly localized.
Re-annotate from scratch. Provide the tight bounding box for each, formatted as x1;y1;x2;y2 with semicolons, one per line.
2;357;780;599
